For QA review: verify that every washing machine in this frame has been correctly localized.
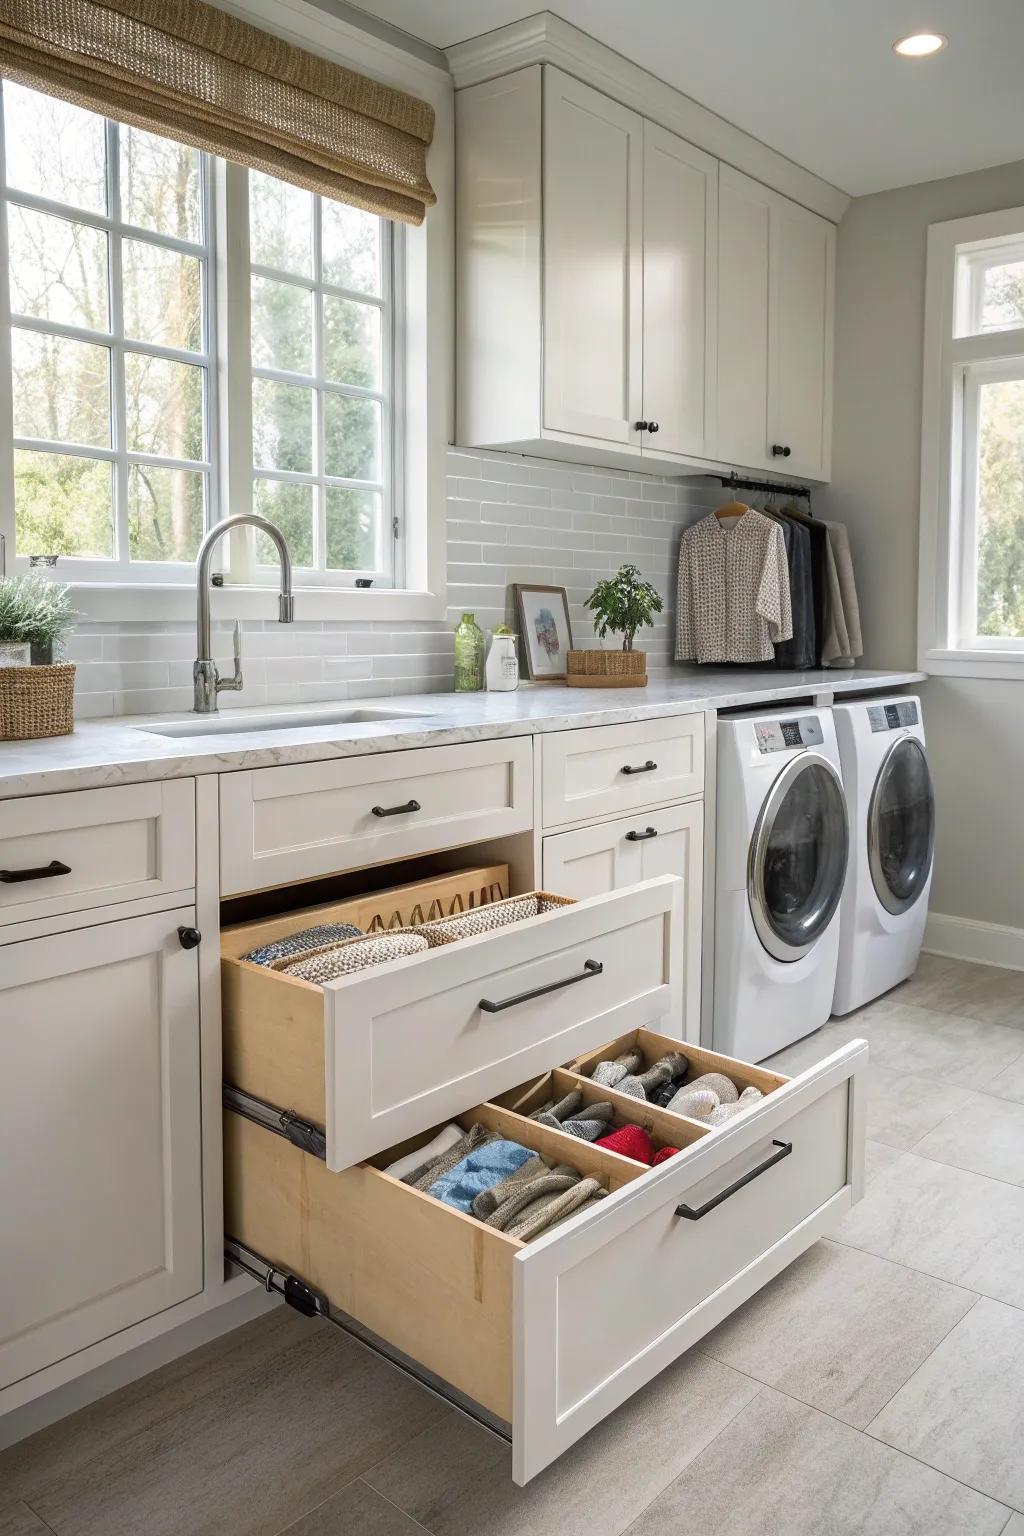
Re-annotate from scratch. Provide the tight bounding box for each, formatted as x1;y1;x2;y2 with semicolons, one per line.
832;695;934;1016
713;706;849;1062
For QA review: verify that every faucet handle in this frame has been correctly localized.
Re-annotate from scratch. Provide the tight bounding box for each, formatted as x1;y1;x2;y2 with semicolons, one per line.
217;619;244;695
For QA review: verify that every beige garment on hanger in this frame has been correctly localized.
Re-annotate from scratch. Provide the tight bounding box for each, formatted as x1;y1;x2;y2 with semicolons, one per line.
821;521;863;665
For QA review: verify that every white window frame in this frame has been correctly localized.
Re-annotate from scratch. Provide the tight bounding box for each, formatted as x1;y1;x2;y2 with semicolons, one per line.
0;0;452;625
920;204;1024;680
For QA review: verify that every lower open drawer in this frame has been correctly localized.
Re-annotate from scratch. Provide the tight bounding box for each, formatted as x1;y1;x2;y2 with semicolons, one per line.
224;1028;867;1484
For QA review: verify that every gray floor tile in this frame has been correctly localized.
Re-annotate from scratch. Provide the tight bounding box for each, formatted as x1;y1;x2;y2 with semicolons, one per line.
701;1238;977;1427
762;1015;873;1076
895;958;1024;1029
981;1053;1024;1107
0;1306;321;1504
31;1330;443;1536
0;1504;52;1536
913;1091;1024;1186
1001;1517;1024;1535
627;1387;1009;1536
865;1066;981;1151
868;1297;1024;1512
850;1002;1024;1085
365;1352;760;1536
834;1149;1024;1307
279;1480;426;1536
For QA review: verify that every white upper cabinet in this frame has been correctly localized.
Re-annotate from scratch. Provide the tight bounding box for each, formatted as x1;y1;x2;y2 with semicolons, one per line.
642;123;717;462
543;69;643;446
716;166;835;479
456;64;835;481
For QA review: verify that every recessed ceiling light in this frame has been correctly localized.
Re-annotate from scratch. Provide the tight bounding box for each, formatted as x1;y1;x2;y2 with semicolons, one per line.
893;31;948;57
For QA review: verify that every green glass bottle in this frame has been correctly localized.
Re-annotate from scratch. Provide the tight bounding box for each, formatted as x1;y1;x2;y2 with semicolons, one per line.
453;611;485;691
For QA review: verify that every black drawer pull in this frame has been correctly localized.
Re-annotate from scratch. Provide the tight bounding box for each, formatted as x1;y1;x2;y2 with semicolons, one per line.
626;826;658;842
675;1140;792;1220
479;958;603;1014
371;799;421;818
0;859;72;884
621;759;657;776
177;926;202;950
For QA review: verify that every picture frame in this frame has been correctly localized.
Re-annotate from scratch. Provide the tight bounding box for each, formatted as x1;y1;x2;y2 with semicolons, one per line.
513;583;574;681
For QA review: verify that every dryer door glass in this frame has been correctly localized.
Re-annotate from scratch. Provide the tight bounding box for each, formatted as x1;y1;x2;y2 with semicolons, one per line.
750;755;849;962
869;737;935;915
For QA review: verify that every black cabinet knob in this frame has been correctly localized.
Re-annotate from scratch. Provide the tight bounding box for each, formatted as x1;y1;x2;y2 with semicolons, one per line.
771;443;792;458
177;926;202;950
634;420;649;432
647;421;659;434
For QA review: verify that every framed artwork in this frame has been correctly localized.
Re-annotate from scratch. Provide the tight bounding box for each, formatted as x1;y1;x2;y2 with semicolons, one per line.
514;584;574;680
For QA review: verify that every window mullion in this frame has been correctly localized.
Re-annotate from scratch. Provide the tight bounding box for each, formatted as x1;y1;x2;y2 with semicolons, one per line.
0;84;17;569
313;193;326;573
216;159;255;582
106;117;129;566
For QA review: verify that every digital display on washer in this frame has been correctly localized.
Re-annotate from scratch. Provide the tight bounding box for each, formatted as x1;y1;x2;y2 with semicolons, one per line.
754;716;825;753
868;701;919;732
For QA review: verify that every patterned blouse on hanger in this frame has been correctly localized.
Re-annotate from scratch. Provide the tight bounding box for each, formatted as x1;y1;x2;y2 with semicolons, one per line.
675;506;793;664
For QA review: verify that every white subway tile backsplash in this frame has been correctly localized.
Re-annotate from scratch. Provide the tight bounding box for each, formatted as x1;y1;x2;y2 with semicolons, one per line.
68;446;715;716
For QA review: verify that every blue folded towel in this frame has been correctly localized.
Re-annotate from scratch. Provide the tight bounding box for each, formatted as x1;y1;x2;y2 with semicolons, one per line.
427;1139;534;1214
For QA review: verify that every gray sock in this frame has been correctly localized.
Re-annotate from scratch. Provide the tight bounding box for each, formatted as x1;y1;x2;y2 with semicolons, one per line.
533;1101;615;1141
471;1153;550;1219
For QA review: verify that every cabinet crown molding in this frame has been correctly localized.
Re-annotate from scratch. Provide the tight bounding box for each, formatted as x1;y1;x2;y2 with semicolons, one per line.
446;12;849;226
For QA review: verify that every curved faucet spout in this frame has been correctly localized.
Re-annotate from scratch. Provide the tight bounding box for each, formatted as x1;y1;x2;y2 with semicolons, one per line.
193;513;294;713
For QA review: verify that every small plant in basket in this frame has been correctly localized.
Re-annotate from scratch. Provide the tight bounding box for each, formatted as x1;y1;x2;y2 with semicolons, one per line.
584;564;663;651
0;571;76;664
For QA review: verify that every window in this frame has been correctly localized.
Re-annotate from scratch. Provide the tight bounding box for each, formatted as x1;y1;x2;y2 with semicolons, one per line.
0;79;407;596
920;206;1024;678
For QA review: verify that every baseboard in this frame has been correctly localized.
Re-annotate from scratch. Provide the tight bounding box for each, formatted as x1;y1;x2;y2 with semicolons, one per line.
924;911;1024;971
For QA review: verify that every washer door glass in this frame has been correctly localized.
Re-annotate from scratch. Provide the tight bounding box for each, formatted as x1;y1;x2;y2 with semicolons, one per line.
750;754;849;962
869;737;935;915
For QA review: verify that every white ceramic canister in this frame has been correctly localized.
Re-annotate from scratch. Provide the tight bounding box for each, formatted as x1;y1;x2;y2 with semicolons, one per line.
485;631;519;691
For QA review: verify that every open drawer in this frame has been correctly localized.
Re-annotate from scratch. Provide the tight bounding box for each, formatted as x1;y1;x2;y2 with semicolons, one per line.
223;1029;867;1484
222;874;685;1170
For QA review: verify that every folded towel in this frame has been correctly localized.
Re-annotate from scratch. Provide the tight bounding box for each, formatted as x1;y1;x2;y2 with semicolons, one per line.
283;930;428;983
405;1122;495;1190
383;1123;463;1180
244;922;363;967
426;1138;535;1213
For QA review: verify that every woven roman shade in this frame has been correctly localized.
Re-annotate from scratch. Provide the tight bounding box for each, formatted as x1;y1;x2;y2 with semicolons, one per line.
0;0;436;224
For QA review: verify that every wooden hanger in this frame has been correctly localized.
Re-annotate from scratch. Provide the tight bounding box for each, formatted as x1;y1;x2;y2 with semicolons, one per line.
714;497;749;519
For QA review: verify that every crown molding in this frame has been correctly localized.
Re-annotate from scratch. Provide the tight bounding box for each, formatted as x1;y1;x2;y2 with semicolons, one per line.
447;13;849;224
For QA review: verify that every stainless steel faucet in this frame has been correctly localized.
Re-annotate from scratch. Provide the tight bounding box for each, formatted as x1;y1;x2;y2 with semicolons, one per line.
193;513;294;713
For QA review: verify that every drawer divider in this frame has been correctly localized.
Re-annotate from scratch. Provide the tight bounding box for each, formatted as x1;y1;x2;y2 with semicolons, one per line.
222;1083;327;1162
224;1237;513;1447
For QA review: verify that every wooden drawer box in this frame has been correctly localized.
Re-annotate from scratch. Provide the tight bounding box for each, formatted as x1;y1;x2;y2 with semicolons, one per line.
219;738;533;896
0;781;195;932
222;875;686;1170
224;1026;867;1484
541;715;705;829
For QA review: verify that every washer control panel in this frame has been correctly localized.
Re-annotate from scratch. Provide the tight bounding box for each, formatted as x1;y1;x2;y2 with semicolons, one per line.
868;700;919;732
753;715;824;753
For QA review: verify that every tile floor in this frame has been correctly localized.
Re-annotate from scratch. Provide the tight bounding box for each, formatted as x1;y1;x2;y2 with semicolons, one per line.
4;953;1024;1536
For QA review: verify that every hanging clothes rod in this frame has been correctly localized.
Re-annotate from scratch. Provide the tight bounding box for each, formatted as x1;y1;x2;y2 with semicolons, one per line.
712;471;812;500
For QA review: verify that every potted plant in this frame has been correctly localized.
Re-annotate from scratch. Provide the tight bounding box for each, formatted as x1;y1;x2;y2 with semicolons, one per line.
568;564;663;688
0;572;78;739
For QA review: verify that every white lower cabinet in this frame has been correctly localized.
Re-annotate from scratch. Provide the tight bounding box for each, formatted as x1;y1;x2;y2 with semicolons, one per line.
542;802;703;1037
0;910;203;1390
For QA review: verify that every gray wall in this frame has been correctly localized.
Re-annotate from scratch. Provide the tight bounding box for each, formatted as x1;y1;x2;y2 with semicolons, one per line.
823;157;1024;932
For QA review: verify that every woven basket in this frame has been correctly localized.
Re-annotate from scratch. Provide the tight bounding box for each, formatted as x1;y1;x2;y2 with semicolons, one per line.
566;649;647;688
0;663;75;740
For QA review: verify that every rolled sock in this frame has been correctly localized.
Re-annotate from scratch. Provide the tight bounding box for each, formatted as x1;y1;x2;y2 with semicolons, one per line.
534;1101;615;1142
591;1050;644;1092
665;1086;720;1121
738;1085;764;1105
650;1078;685;1109
471;1153;550;1220
636;1052;690;1099
709;1086;766;1126
510;1177;607;1241
384;1123;463;1180
685;1072;739;1104
486;1165;580;1231
530;1090;582;1123
652;1145;680;1166
406;1122;495;1189
427;1139;534;1213
595;1123;655;1164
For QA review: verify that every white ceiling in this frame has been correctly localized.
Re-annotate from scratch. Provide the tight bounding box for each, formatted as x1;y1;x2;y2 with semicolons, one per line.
348;0;1024;196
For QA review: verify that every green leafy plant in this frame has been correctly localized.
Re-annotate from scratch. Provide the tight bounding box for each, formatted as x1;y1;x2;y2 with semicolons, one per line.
584;564;663;651
0;573;77;654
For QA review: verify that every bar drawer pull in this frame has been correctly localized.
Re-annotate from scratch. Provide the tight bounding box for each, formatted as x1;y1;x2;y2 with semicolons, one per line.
0;859;72;884
626;826;658;842
371;799;421;818
675;1140;793;1220
479;958;603;1014
621;760;657;775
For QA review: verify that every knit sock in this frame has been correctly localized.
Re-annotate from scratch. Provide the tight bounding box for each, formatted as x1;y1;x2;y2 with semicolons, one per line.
595;1123;655;1164
590;1050;644;1094
405;1122;495;1189
636;1052;690;1099
533;1101;615;1141
685;1071;739;1104
650;1077;687;1109
664;1085;720;1121
426;1138;535;1214
531;1089;582;1123
651;1145;680;1166
538;1186;608;1236
383;1123;463;1180
510;1177;608;1241
708;1085;765;1126
485;1165;581;1231
471;1153;550;1220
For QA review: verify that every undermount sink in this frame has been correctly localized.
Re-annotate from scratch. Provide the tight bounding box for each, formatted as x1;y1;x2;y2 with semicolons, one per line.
137;707;430;739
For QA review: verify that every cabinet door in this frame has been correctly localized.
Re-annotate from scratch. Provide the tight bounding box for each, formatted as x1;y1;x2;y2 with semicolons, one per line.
0;910;202;1389
716;165;773;471
543;801;703;1036
543;67;643;446
641;123;717;461
769;198;835;479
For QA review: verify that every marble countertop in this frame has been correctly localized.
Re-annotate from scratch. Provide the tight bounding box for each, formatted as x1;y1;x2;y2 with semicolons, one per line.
0;668;925;799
